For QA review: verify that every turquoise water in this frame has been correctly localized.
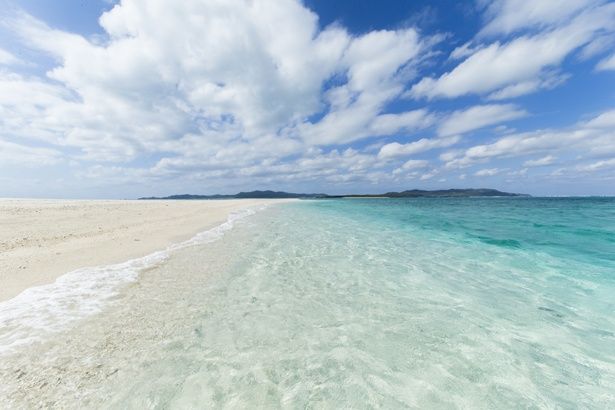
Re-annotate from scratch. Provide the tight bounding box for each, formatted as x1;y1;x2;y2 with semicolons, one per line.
1;198;614;408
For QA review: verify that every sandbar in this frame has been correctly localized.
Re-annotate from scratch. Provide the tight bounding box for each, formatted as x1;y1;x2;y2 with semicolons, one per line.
0;199;289;302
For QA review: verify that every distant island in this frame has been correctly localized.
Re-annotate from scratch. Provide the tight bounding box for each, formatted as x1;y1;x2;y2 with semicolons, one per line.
139;189;529;200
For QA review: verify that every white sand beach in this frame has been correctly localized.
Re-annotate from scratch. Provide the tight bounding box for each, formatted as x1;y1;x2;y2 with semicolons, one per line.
0;199;286;302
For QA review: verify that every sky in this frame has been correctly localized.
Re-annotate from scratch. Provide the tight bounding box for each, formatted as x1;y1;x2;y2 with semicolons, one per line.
0;0;614;198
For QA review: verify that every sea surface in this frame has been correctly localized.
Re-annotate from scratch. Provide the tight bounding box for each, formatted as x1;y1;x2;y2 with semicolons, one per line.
1;198;614;408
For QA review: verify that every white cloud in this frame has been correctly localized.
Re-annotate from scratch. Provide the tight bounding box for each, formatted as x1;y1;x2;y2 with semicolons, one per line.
420;169;438;180
0;0;436;187
576;158;615;171
438;104;526;136
378;136;461;159
474;168;502;176
464;131;576;161
400;159;429;170
369;110;435;137
479;0;598;36
11;1;351;140
486;71;570;100
0;48;19;65
0;139;62;166
449;42;480;60
299;29;433;145
524;155;556;167
585;109;615;128
579;33;615;60
391;159;429;177
444;109;615;169
0;0;613;195
507;168;528;176
410;2;615;100
596;53;615;70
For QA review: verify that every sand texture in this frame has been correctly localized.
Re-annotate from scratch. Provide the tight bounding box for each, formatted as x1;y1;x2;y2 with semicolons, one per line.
0;199;286;301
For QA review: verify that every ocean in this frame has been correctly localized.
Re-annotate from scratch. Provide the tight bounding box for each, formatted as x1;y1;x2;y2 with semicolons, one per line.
1;198;614;408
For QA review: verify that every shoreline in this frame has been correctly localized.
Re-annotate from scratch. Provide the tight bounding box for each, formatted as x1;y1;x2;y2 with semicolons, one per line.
0;198;291;302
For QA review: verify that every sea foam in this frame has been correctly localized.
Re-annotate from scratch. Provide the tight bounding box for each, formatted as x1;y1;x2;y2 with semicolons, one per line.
0;205;263;356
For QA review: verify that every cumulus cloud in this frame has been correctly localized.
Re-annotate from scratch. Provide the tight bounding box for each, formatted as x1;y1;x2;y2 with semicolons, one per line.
0;0;442;187
444;109;615;169
410;2;615;100
299;28;434;145
369;110;435;139
420;169;438;180
576;158;615;171
378;136;461;159
9;1;347;149
523;155;556;167
474;168;502;176
438;104;526;136
584;109;615;128
391;159;430;178
400;159;429;170
0;0;613;196
0;0;451;195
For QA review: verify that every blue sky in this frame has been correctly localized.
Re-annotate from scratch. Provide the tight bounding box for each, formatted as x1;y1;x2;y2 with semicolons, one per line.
1;0;614;198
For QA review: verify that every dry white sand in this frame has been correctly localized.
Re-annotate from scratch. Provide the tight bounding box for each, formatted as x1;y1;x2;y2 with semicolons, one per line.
0;199;288;302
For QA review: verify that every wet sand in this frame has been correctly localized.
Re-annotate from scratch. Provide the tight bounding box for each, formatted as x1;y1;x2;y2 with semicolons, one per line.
0;199;288;301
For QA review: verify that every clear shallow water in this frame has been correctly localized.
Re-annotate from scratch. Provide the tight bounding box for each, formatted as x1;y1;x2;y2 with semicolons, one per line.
1;198;614;408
